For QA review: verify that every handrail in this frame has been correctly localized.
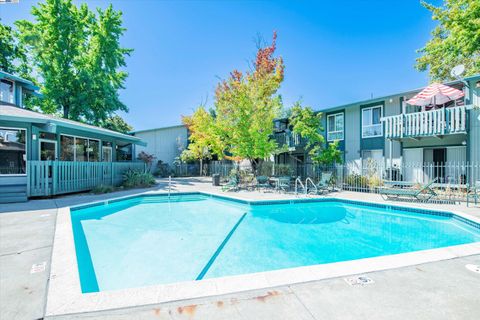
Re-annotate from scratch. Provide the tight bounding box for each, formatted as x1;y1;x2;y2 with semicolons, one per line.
295;177;305;195
382;105;468;139
305;177;317;195
168;175;171;199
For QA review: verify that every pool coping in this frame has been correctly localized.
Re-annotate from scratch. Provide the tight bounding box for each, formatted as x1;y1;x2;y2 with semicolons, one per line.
45;191;480;317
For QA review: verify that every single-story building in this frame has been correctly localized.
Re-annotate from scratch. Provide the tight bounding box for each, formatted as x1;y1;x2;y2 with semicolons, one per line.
0;71;146;203
132;125;188;170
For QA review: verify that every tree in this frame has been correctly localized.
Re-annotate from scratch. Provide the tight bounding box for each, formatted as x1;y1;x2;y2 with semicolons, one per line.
181;106;222;175
416;0;480;81
0;19;30;78
16;0;132;124
102;115;133;133
289;102;342;165
214;32;284;172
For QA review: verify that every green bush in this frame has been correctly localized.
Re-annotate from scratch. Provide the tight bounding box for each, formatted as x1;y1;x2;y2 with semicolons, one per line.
344;174;369;187
274;164;292;176
122;169;156;188
91;184;115;194
153;160;173;177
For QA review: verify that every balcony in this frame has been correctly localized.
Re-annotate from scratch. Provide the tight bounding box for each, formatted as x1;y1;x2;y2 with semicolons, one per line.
273;131;307;150
382;105;469;139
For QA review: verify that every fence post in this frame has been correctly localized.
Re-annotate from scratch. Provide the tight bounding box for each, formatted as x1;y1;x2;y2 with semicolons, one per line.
111;162;114;186
52;161;58;195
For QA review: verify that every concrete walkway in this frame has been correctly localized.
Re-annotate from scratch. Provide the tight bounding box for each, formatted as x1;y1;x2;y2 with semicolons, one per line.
0;177;479;320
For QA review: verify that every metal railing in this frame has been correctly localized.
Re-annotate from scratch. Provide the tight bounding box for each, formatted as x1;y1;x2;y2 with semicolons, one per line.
199;160;479;202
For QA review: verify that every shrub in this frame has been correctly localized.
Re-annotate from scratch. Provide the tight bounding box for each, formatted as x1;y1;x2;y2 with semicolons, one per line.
91;184;115;194
274;164;292;176
122;169;156;188
153;160;173;177
344;174;369;187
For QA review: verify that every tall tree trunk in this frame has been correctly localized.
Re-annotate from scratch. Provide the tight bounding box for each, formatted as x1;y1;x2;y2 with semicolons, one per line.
63;105;69;119
199;158;203;176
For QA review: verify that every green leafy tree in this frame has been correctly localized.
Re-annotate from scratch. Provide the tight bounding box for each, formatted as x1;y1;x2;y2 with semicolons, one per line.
102;115;133;133
0;19;30;78
416;0;480;81
214;32;284;172
289;102;342;165
16;0;132;124
181;106;222;174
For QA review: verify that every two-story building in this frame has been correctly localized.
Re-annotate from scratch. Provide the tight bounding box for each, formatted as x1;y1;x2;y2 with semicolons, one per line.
0;70;145;203
273;74;480;184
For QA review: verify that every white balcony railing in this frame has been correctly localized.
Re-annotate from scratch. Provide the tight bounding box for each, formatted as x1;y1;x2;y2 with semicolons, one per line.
383;105;468;139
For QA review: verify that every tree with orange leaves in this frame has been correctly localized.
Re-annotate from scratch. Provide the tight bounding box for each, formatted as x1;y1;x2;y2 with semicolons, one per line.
213;32;285;173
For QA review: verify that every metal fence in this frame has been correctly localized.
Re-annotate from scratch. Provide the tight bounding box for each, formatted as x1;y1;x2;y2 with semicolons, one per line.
174;160;479;202
173;161;234;178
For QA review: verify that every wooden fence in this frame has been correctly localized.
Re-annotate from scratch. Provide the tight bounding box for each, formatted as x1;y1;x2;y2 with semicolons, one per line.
27;161;146;197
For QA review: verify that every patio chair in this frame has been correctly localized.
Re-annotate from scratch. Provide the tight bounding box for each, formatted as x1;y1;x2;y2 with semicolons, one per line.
222;175;239;192
378;178;438;202
255;175;271;191
277;176;291;193
315;172;333;194
467;181;480;207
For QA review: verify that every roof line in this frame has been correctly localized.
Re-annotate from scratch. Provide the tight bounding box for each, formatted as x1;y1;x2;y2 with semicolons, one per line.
316;74;480;113
131;124;186;134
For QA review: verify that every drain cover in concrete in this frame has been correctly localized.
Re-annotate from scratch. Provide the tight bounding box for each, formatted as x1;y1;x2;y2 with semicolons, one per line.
465;264;480;274
344;275;374;286
31;262;46;274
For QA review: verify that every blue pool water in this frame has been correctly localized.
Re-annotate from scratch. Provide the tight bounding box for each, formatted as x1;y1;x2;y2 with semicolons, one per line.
71;194;480;292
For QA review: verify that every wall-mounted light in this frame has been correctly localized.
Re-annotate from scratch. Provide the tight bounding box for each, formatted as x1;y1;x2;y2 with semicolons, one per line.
389;98;393;103
476;81;480;88
462;140;467;146
32;134;37;140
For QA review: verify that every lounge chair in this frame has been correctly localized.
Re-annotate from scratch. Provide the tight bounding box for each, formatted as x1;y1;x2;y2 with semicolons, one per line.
222;175;239;192
255;175;271;191
378;178;438;202
467;181;480;207
277;176;291;193
315;172;333;194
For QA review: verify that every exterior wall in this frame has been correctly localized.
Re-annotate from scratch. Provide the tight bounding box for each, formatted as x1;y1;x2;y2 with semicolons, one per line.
469;83;480;164
383;96;402;167
134;125;188;168
344;105;361;166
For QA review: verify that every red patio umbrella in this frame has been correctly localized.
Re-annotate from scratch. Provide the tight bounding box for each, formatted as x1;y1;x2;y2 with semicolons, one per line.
406;82;464;108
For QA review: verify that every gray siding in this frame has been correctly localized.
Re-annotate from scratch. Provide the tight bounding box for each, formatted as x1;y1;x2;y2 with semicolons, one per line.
344;105;361;166
134;126;188;168
470;85;480;163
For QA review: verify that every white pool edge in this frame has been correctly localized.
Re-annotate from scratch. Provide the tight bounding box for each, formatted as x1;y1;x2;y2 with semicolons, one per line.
45;191;480;317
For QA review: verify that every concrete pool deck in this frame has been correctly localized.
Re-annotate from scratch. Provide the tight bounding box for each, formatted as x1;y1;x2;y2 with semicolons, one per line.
1;177;479;319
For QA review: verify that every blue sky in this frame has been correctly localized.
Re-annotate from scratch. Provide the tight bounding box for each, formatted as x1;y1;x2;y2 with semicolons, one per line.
1;0;440;130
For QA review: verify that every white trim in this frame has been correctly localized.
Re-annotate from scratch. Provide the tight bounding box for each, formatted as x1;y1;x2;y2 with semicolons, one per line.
102;146;113;162
38;138;58;161
327;112;344;142
0;126;27;176
362;105;383;138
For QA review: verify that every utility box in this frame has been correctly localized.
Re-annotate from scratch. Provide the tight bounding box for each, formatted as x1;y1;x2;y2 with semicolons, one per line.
212;174;220;186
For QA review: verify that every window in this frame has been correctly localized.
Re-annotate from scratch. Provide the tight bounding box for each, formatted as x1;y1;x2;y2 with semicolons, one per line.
0;127;26;175
116;143;132;161
60;136;75;161
0;79;14;104
327;113;344;141
362;105;383;138
60;135;100;162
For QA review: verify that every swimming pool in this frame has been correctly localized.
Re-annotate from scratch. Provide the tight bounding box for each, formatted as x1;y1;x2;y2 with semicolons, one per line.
70;193;480;293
